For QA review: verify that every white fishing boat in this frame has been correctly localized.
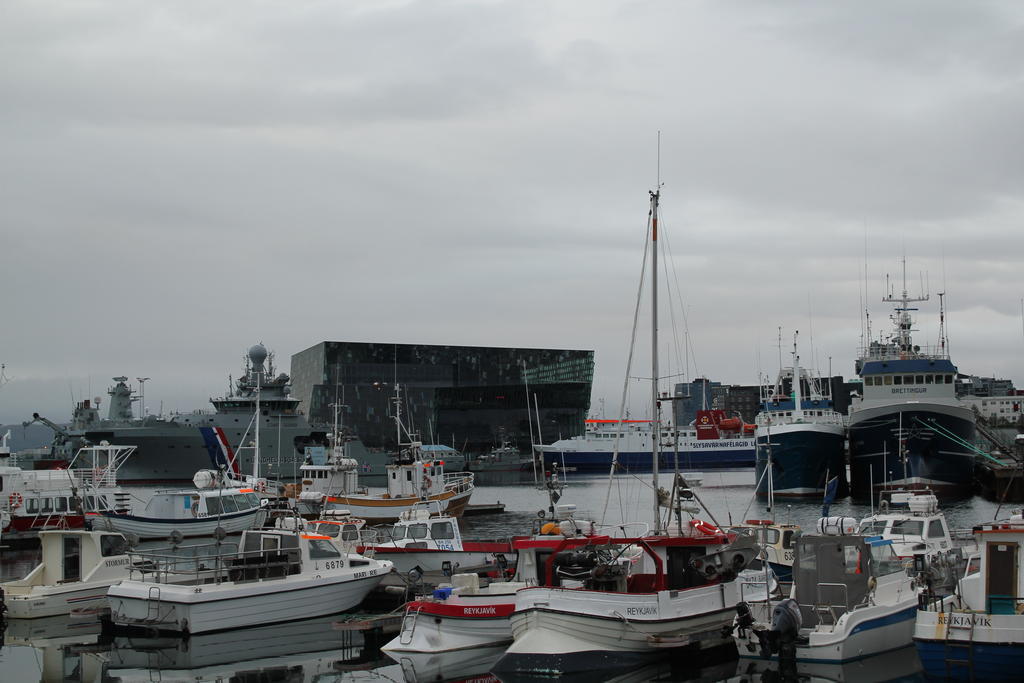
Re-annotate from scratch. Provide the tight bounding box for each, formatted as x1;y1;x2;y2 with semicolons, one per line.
1;529;133;618
91;469;268;539
492;188;761;676
913;514;1024;680
360;501;513;575
732;516;919;664
107;527;393;635
320;385;474;524
858;490;967;558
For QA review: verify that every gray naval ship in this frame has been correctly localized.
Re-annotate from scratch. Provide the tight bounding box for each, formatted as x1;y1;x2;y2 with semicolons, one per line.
76;344;334;484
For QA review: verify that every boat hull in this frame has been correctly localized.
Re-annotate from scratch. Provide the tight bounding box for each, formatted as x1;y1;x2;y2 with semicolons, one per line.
3;581;116;619
540;442;755;472
914;610;1024;680
327;489;472;524
367;545;512;575
91;507;267;539
493;584;737;675
755;422;847;498
848;403;976;497
384;598;517;653
108;570;388;634
735;600;918;663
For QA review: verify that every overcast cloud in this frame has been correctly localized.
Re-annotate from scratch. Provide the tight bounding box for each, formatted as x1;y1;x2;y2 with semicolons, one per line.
2;0;1023;425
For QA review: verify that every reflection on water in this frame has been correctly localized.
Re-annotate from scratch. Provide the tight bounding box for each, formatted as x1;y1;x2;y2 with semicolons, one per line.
3;472;983;681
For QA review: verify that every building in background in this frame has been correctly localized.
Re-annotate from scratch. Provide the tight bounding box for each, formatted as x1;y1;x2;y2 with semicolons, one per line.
290;342;594;453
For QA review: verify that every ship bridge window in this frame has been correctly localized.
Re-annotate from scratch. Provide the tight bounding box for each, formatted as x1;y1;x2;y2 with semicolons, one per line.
903;375;913;385
945;375;953;384
308;539;341;560
431;521;455;539
341;524;359;541
893;376;903;385
234;494;254;510
206;497;222;515
40;498;53;513
56;497;68;513
883;376;893;386
927;519;944;539
915;375;924;384
220;495;240;514
408;523;428;539
26;498;39;514
891;519;923;536
101;535;127;556
925;375;934;384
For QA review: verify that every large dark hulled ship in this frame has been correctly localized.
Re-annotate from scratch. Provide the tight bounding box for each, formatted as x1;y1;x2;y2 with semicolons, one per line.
82;344;330;484
754;333;847;498
848;269;976;497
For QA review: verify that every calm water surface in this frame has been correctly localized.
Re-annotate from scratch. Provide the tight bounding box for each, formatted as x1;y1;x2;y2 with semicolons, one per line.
3;468;996;681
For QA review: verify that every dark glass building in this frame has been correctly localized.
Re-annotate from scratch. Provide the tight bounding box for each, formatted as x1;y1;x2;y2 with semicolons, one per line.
290;342;594;453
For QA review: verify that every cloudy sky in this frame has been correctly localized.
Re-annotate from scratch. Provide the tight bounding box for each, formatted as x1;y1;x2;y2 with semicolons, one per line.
2;0;1024;425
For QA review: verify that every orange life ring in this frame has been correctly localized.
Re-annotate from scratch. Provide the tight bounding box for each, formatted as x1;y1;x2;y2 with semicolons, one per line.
9;492;24;509
690;519;719;536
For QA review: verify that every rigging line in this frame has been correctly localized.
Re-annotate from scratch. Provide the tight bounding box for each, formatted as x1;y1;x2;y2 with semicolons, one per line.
740;456;772;522
601;206;653;527
910;416;992;459
659;206;699;383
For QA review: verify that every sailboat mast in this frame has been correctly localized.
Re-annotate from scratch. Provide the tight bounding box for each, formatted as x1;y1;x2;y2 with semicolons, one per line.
650;189;661;533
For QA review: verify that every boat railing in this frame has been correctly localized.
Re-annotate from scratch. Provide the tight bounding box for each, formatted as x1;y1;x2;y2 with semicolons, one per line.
74;466;118;489
858;344;949;362
442;472;474;494
800;581;850;627
595;522;651;539
121;541;309;586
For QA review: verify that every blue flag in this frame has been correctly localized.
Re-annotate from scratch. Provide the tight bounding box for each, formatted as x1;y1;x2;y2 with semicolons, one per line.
821;475;839;517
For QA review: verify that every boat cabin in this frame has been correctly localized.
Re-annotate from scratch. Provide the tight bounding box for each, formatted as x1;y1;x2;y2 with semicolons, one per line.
791;533;905;627
963;518;1024;614
858;492;952;557
141;487;263;520
375;503;464;551
3;529;130;592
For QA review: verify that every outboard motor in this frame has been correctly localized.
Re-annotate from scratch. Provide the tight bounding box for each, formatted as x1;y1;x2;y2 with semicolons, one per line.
755;597;802;662
724;600;755;638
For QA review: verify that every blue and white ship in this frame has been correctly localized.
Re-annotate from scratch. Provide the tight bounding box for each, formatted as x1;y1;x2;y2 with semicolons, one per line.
539;411;756;473
754;333;847;498
847;267;976;497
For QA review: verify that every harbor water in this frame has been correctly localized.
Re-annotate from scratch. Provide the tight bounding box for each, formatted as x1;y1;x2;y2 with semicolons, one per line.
2;468;1005;682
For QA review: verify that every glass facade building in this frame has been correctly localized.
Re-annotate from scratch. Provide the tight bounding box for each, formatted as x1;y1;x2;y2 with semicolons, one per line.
290;342;594;453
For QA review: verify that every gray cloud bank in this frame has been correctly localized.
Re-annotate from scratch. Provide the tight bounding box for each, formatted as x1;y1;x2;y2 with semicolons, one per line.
2;1;1023;424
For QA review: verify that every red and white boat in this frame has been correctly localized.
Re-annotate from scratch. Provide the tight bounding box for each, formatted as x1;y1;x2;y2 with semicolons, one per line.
492;187;762;676
382;512;605;654
0;443;131;541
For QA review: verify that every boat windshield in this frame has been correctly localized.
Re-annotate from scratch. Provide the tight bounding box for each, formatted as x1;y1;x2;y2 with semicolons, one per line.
869;542;905;576
313;523;340;537
233;494;254;510
859;520;888;535
889;519;924;537
219;495;239;513
407;523;428;540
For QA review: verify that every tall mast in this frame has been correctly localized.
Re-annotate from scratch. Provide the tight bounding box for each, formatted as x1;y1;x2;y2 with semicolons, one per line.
792;331;803;417
650;188;661;534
